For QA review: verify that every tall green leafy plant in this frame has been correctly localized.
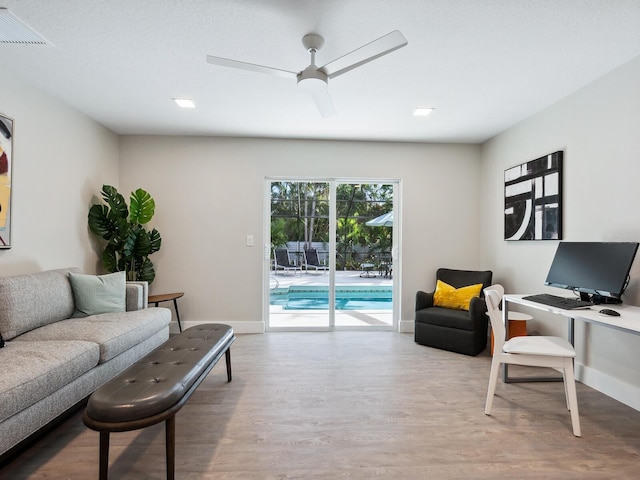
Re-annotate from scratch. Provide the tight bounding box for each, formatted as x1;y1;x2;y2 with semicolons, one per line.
88;185;162;283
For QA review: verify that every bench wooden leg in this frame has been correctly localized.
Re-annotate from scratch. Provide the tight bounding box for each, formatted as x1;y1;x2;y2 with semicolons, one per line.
166;416;175;480
99;431;110;480
225;348;232;382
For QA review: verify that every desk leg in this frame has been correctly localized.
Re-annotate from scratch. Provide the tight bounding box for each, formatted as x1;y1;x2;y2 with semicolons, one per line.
568;317;575;345
173;299;183;332
502;299;563;384
502;301;510;383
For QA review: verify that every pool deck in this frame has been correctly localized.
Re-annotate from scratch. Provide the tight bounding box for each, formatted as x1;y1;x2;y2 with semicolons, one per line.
269;269;394;329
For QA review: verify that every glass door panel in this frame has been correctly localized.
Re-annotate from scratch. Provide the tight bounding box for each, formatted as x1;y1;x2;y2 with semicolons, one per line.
334;182;394;328
269;181;331;329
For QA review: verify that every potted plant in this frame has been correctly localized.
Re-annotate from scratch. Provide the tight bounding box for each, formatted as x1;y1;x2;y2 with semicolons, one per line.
88;185;161;283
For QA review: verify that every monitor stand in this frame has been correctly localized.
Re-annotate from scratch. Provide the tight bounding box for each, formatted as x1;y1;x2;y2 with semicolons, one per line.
587;293;622;305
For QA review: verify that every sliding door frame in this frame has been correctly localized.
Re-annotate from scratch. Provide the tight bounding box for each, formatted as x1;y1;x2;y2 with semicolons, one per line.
264;176;401;332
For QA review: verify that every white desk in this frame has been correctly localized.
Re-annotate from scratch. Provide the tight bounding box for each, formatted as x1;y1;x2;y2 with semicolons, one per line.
502;294;640;383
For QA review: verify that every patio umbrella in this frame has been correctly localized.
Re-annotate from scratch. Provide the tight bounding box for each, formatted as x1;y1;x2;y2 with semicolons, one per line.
365;211;393;227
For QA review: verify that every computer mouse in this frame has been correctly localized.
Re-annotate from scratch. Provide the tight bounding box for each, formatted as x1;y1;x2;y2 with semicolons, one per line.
599;308;621;316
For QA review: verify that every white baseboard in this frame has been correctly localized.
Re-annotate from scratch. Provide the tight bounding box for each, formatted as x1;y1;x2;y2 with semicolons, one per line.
170;320;265;335
576;362;640;411
172;320;414;334
399;319;414;333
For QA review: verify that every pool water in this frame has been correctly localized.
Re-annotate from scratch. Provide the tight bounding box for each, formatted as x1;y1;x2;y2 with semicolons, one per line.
270;286;392;311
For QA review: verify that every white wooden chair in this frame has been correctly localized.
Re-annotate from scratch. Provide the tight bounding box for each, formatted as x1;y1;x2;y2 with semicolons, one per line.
484;284;581;436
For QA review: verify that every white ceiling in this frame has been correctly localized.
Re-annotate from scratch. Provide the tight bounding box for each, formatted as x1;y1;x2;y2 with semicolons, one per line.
2;0;640;143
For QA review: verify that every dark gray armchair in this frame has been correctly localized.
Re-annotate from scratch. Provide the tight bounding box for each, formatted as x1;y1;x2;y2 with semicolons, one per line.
415;268;493;356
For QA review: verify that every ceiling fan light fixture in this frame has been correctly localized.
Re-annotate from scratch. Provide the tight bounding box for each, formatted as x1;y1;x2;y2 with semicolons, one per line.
413;107;435;117
173;98;196;109
297;68;328;93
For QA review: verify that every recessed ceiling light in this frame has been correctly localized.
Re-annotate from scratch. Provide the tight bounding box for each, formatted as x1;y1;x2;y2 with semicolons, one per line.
413;107;434;117
173;98;195;109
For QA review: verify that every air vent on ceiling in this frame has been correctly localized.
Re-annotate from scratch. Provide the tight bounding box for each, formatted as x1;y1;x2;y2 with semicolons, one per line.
0;8;50;45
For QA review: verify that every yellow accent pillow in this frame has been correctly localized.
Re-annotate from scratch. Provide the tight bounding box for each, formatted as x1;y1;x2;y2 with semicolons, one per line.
433;280;483;311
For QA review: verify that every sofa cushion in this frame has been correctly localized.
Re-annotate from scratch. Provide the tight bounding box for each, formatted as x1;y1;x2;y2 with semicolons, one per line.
415;306;475;331
69;271;126;317
0;267;79;340
13;308;171;363
0;340;99;422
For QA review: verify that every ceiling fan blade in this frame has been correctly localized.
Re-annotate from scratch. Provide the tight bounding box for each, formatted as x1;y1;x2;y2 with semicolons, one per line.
320;30;408;79
206;55;297;79
310;89;336;118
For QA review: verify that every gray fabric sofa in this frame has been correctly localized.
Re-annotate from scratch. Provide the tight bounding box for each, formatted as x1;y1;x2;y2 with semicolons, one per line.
0;267;171;460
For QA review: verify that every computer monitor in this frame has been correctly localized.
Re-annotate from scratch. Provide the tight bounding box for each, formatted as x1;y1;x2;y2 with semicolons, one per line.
544;241;639;304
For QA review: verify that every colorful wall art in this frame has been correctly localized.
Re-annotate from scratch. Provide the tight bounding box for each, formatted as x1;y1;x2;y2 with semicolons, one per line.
0;113;13;248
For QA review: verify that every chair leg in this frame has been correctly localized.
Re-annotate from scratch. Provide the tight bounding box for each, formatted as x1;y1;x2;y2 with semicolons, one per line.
563;357;581;437
485;356;502;415
562;369;570;410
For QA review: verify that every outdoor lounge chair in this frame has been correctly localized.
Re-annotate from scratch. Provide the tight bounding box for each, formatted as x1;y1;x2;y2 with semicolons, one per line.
273;248;301;275
304;248;328;274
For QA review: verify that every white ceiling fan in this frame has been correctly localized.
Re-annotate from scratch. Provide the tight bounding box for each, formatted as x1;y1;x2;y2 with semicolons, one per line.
206;30;408;118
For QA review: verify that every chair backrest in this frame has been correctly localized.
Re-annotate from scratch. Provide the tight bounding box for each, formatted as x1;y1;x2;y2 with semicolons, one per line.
304;248;320;266
484;284;506;350
436;268;493;297
274;248;292;267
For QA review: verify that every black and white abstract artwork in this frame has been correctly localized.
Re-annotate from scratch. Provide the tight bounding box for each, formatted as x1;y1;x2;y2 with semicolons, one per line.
504;151;562;241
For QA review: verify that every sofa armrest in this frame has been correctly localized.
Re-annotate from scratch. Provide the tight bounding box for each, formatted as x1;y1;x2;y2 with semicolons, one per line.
126;281;149;311
416;291;435;311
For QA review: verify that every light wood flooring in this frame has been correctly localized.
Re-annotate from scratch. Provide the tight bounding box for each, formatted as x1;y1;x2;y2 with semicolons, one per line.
2;331;640;479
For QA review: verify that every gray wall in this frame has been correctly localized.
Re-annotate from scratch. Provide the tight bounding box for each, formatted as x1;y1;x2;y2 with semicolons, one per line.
0;72;119;276
118;136;483;332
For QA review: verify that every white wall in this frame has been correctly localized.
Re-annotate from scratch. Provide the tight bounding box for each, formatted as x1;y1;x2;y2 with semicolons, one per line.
0;72;120;276
119;136;482;332
480;55;640;409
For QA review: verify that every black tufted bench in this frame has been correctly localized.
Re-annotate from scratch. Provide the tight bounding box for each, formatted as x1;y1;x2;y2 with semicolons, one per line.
83;324;235;480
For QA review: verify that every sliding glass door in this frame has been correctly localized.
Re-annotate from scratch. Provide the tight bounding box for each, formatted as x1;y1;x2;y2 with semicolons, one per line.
265;178;399;331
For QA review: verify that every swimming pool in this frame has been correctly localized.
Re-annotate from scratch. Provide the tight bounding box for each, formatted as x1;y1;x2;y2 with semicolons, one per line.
270;286;392;311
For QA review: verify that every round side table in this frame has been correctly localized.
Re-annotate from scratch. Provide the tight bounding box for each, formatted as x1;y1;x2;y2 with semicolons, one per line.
491;311;532;354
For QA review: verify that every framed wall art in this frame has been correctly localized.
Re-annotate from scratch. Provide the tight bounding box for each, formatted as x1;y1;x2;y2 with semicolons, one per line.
504;151;563;241
0;113;13;249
